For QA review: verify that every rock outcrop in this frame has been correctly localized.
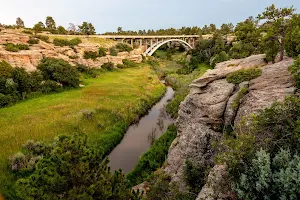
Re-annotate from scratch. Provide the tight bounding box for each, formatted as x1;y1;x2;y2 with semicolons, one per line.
0;31;143;71
162;55;296;196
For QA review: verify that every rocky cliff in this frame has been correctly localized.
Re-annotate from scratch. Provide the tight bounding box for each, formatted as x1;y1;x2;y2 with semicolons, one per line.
162;54;295;199
0;30;143;71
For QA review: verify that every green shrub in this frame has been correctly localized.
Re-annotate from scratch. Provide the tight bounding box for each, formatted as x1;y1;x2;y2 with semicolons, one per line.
115;43;133;52
122;59;138;68
5;43;19;52
285;14;300;58
0;60;14;78
262;36;280;63
184;160;210;194
109;47;118;56
289;55;300;89
84;51;98;60
116;64;125;69
210;51;229;67
40;80;62;94
229;42;255;59
27;37;39;44
53;37;82;47
0;93;16;108
234;149;300;200
22;30;33;35
76;64;98;78
38;58;80;87
232;87;248;111
98;47;107;57
226;68;262;84
101;62;114;71
35;35;49;43
127;125;177;186
12;134;137;200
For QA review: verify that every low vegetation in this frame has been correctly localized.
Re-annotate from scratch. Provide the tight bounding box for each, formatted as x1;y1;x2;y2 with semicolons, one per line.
226;68;262;84
127;125;177;186
84;47;107;60
53;37;82;47
109;43;133;56
35;35;49;43
27;37;39;44
4;43;29;52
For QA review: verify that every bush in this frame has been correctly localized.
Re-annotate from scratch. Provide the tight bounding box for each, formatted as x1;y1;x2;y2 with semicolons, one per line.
210;51;229;67
13;134;137;200
22;30;33;35
5;43;29;52
289;55;300;89
38;58;80;87
127;125;177;186
98;47;107;57
35;35;49;43
0;61;14;78
40;80;63;94
115;43;133;52
101;62;114;71
234;149;300;200
27;37;39;44
53;38;81;47
76;64;98;78
84;51;98;60
226;68;262;84
0;93;16;108
109;47;118;56
285;14;300;58
184;160;210;193
122;59;138;68
262;36;280;63
229;42;255;59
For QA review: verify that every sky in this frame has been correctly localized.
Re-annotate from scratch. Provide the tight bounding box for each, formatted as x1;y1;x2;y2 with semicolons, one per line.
0;0;299;34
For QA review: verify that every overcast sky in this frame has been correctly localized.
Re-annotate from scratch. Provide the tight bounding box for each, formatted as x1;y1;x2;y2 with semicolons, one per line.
1;0;299;33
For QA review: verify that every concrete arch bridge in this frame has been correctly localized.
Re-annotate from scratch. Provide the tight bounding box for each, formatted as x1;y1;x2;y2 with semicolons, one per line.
100;35;200;56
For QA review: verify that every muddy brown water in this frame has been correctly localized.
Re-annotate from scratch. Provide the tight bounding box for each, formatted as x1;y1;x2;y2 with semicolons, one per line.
108;85;175;173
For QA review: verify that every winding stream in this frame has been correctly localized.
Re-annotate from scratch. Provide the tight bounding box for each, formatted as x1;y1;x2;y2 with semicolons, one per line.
108;85;175;173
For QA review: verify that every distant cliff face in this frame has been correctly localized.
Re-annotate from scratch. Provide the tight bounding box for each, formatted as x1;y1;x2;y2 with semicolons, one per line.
162;54;295;199
0;30;143;71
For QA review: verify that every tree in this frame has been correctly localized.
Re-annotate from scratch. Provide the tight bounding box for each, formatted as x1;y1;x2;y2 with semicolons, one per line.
32;22;45;35
117;26;123;34
12;134;138;200
78;22;96;35
210;24;217;32
16;17;24;28
57;26;68;35
45;16;56;29
220;23;234;35
68;23;77;35
258;4;296;61
285;14;300;57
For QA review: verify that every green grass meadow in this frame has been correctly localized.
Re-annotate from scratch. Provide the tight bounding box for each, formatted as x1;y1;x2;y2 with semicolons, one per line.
0;66;165;196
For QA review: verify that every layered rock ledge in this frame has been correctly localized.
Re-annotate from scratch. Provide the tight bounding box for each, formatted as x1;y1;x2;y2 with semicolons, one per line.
162;55;296;198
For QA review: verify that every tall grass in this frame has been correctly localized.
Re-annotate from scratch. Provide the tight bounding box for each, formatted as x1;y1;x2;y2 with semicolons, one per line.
0;66;165;197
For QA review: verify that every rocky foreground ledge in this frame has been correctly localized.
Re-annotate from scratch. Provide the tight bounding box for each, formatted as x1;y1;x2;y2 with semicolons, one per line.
162;54;295;199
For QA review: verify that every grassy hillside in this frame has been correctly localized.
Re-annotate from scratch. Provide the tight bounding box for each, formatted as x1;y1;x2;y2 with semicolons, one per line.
0;65;165;197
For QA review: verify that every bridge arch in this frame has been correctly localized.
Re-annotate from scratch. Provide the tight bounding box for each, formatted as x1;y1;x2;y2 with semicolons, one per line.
144;39;193;56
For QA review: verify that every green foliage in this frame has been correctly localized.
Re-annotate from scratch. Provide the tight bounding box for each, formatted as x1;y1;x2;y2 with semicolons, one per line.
109;47;118;56
258;4;295;61
122;59;138;68
101;62;114;71
262;36;280;63
45;16;56;29
285;14;300;57
115;43;133;52
40;80;63;94
27;37;39;44
84;51;98;60
33;22;45;35
98;47;107;57
210;51;229;67
38;58;80;87
229;42;255;59
184;160;210;193
57;26;68;35
35;35;49;43
234;149;300;200
289;55;300;89
53;38;82;47
0;60;14;78
127;125;177;186
76;64;99;78
220;23;234;35
5;43;29;52
22;30;33;35
13;134;137;200
146;171;195;200
226;68;262;84
232;87;248;111
78;22;96;35
0;93;16;108
16;17;24;28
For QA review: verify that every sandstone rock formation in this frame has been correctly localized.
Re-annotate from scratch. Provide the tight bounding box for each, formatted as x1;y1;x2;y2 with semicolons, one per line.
0;31;143;71
162;55;296;197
